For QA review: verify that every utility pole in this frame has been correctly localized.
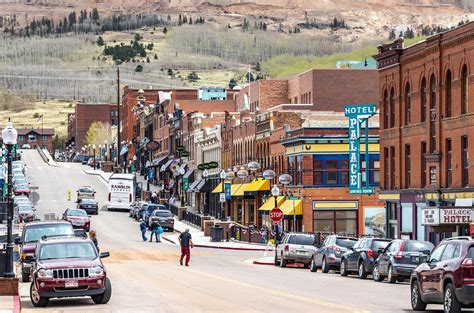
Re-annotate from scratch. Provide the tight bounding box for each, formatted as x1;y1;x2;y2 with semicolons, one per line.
117;67;121;168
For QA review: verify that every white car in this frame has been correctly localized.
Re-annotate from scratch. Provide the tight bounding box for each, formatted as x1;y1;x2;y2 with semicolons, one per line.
21;144;31;149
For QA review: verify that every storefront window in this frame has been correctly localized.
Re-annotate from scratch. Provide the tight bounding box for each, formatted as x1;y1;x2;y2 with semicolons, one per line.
313;210;357;234
326;161;338;185
313;160;323;185
341;161;349;185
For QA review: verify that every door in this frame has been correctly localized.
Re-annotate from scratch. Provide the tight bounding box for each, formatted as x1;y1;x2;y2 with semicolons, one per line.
419;243;445;298
317;236;332;266
378;241;394;275
348;239;365;271
430;243;458;300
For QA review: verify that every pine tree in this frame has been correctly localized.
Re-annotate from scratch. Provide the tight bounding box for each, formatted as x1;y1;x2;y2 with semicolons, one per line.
163;27;168;35
92;8;100;22
97;36;105;46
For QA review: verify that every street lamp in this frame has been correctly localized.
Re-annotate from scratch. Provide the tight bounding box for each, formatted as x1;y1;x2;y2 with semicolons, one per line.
202;169;209;215
236;166;249;224
179;166;186;206
2;121;17;278
219;170;226;220
271;184;280;244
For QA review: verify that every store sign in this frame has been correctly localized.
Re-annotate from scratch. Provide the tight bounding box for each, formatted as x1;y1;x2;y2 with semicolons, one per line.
278;174;292;185
219;193;226;203
421;208;440;225
145;140;160;152
224;182;231;200
183;178;189;191
248;161;261;171
344;104;376;195
422;207;474;225
263;169;276;180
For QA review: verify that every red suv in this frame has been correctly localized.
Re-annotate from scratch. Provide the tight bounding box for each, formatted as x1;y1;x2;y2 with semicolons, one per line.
410;238;474;313
30;236;111;307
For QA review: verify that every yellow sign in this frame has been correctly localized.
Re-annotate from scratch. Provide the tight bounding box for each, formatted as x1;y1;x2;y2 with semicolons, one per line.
286;143;379;155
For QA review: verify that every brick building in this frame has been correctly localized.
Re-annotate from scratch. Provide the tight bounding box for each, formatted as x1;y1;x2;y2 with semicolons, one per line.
67;103;118;149
374;22;474;242
16;128;55;152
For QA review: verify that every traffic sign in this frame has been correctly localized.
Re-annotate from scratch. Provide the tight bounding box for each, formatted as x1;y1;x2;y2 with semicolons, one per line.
270;207;283;224
219;193;226;203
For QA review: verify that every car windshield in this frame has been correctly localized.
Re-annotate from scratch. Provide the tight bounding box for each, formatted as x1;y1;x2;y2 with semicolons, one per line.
15;184;28;189
155;210;172;217
39;242;97;260
147;205;159;213
79;187;93;193
288;234;315;246
24;225;74;243
372;240;390;250
18;206;33;212
68;209;87;217
15;179;27;185
335;238;358;248
81;199;96;204
403;241;434;252
14;197;28;203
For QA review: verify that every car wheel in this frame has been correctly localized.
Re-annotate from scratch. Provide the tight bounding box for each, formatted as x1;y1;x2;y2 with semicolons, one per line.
21;266;30;283
357;261;367;279
340;259;348;276
30;282;49;307
397;277;406;283
280;255;287;268
387;265;397;284
91;277;112;305
411;280;427;311
274;253;279;266
372;264;384;282
310;257;318;272
321;257;330;273
444;283;461;313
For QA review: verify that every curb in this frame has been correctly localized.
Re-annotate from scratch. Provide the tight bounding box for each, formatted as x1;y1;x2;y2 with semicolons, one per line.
162;236;272;251
252;260;274;266
162;236;177;245
84;171;109;183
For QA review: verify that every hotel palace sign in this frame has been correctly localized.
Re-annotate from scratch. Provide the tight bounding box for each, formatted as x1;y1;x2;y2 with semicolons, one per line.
422;207;474;226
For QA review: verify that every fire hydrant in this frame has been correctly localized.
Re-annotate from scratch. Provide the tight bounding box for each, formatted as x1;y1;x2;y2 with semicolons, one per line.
67;189;72;201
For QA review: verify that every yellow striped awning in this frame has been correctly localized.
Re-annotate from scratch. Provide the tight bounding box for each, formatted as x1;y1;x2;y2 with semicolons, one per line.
258;196;285;212
233;183;250;197
280;199;303;215
212;182;223;194
243;179;271;193
231;184;244;196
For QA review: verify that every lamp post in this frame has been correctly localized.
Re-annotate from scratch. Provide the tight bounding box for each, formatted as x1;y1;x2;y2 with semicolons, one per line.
179;166;186;207
202;169;209;215
104;140;108;162
219;170;226;220
237;166;249;224
2;121;17;278
271;184;280;244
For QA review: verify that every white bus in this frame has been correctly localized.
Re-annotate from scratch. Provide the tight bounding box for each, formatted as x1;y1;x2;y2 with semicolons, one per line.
107;173;136;211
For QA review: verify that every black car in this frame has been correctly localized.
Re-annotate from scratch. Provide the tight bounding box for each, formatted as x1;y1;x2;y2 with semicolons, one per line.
373;239;433;283
148;209;174;231
78;199;99;215
144;204;167;224
340;237;391;279
310;235;358;273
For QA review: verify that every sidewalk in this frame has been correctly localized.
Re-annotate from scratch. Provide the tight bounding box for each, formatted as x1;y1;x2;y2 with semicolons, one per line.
0;295;20;313
163;219;274;252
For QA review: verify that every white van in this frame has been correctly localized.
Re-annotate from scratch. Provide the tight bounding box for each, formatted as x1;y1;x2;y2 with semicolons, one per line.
107;173;136;211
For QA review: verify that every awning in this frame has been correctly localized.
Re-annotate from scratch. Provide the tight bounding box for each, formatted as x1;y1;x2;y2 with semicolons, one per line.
212;182;223;194
188;179;201;192
258;196;285;212
280;199;303;215
200;180;215;193
152;156;168;166
233;183;250;197
243;179;270;194
231;184;244;196
193;179;206;193
183;169;194;179
160;159;176;172
455;198;474;206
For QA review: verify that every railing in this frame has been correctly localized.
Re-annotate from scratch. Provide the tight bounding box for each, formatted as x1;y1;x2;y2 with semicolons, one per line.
182;210;202;228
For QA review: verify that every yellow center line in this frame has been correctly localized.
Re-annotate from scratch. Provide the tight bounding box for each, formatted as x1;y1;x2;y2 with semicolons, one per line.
176;266;370;313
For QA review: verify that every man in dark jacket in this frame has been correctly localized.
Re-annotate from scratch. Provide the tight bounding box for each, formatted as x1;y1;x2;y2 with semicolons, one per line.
139;219;147;241
149;220;160;242
179;228;193;266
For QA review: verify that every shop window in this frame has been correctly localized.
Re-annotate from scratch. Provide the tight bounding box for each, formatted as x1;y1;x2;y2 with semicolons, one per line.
313;160;323;185
326;161;338;185
461;65;468;115
341;161;349;185
421;77;427;123
405;83;411;125
297;155;303;185
446;139;452;187
445;70;452;118
405;144;411;188
313;210;357;234
384;148;389;189
390;146;396;189
462;136;469;187
373;161;380;185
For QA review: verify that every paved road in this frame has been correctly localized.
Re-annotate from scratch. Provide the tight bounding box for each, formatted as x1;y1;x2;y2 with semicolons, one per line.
18;150;451;313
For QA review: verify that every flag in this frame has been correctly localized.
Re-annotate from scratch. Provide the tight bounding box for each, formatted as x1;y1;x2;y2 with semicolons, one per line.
37;114;43;122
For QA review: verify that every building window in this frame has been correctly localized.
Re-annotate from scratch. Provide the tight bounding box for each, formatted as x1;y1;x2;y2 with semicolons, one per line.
421;77;427;123
373;161;380;185
390;146;395;189
405;144;411;188
383;90;388;129
313;160;323;185
390;88;395;128
461;65;468;115
421;141;427;187
42;135;47;142
462;136;469;187
326;161;338;185
445;70;452;118
405;83;411;125
313;210;357;234
430;75;437;153
297;155;303;185
384;147;389;189
18;135;24;141
341;160;349;185
446;138;452;187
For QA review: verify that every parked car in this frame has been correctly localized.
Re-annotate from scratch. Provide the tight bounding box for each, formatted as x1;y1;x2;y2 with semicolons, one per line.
275;233;317;268
62;208;91;232
134;202;150;221
372;239;433;283
81;155;93;165
129;201;146;218
72;154;86;163
17;204;36;223
148;209;174;231
77;199;99;215
15;221;74;282
14;183;30;196
14;195;30;207
77;186;95;202
411;239;474;313
29;236;111;307
310;235;358;273
14;178;29;187
13;173;26;184
340;237;391;279
144;204;167;224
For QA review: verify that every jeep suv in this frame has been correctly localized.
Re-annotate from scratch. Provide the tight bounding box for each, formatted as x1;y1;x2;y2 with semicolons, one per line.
30;236;111;307
411;239;474;313
275;233;317;268
16;221;74;282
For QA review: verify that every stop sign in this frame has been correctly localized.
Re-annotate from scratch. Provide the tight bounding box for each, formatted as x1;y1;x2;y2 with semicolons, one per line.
270;207;284;223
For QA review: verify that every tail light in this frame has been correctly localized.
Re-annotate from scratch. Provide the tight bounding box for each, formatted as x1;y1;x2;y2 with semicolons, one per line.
395;241;405;260
462;258;474;283
367;249;374;258
462;258;473;266
329;245;341;252
108;192;111;202
129;194;132;203
284;245;289;252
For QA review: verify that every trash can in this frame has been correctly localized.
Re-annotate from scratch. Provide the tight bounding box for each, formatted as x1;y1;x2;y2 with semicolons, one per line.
210;225;223;242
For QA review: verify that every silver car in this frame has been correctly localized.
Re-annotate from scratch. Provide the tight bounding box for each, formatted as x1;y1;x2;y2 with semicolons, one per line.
275;233;317;268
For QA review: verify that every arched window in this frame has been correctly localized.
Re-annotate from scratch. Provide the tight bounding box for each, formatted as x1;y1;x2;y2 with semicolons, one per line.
390;88;395;128
405;83;411;125
429;75;437;153
445;70;452;118
461;65;468;114
383;90;388;128
421;77;427;122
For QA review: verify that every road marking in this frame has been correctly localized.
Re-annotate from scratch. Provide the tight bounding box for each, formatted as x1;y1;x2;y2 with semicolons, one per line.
180;267;370;313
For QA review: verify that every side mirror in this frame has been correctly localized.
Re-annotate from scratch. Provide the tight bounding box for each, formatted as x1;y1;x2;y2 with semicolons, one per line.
99;252;110;258
14;237;22;245
378;248;384;254
422;250;431;256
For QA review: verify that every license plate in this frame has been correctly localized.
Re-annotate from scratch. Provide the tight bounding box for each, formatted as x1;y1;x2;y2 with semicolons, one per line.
412;256;419;263
297;250;307;255
72;221;83;225
65;280;78;288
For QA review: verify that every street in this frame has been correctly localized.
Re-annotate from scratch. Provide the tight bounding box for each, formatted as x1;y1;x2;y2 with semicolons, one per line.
18;150;448;313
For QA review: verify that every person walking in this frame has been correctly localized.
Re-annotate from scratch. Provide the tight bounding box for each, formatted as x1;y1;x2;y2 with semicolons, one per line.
139;219;148;241
179;228;193;266
149;220;160;242
89;230;99;252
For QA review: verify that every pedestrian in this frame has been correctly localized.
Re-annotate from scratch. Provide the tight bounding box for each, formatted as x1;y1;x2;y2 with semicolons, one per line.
89;230;99;252
261;227;267;244
179;228;193;266
149;220;160;242
157;223;164;242
151;191;158;204
139;218;148;241
169;194;176;207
